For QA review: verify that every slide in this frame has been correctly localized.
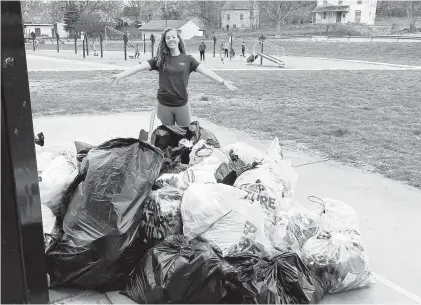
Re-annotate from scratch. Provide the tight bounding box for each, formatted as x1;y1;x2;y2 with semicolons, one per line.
257;52;285;67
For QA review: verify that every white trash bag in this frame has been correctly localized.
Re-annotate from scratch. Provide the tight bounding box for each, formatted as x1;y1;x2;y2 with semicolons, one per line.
189;139;230;167
155;161;217;190
37;146;77;215
223;142;264;166
234;138;298;213
181;183;272;257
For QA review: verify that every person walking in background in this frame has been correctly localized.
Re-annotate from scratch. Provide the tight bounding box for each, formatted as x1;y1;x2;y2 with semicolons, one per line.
110;28;237;126
134;43;140;59
224;41;229;57
241;42;246;57
198;40;206;61
220;43;225;64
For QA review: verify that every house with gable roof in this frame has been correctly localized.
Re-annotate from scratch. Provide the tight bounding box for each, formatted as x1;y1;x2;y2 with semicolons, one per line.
221;1;260;31
139;19;203;40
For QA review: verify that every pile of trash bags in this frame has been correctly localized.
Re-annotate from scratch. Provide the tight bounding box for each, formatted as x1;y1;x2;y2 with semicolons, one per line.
38;121;375;303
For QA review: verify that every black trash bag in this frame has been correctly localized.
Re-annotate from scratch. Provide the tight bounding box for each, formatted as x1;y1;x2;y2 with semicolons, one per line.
275;251;325;304
188;121;221;148
229;150;261;177
45;222;155;292
46;138;164;291
121;235;224;304
215;162;237;185
158;157;189;176
63;138;163;243
165;145;191;164
139;187;183;241
151;125;188;151
151;121;220;152
221;249;326;304
222;251;293;304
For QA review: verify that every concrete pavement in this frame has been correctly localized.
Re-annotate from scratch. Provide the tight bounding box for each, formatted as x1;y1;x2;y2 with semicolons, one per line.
27;50;421;71
35;112;421;304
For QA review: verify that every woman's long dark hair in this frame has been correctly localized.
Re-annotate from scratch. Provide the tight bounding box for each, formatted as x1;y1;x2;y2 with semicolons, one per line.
156;28;186;71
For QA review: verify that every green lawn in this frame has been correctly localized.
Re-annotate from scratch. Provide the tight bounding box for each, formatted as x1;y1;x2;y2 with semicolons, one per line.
29;70;421;188
271;41;421;66
185;40;421;66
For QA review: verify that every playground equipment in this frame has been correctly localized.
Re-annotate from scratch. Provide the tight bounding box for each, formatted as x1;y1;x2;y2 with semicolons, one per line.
252;39;285;67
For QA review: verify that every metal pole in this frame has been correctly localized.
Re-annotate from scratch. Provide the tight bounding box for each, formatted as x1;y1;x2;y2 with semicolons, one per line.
124;38;127;61
56;35;59;53
99;32;103;58
74;33;77;54
229;33;233;60
1;2;50;303
82;39;85;58
143;34;146;53
86;35;89;56
213;36;216;57
260;41;263;65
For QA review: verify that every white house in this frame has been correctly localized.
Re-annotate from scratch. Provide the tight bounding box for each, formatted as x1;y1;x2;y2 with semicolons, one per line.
139;20;203;40
221;1;260;31
24;23;54;38
313;0;377;25
23;22;67;39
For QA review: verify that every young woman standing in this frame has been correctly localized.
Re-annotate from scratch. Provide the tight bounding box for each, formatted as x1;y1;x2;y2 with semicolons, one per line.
110;28;237;126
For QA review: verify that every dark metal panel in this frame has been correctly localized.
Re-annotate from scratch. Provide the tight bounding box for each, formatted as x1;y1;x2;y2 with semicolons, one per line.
1;1;49;303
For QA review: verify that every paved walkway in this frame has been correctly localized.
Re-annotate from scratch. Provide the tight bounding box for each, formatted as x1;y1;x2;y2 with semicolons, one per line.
35;112;421;304
28;51;421;304
27;50;421;71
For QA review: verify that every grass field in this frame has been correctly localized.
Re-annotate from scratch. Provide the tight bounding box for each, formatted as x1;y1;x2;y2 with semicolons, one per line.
29;69;421;188
270;41;421;66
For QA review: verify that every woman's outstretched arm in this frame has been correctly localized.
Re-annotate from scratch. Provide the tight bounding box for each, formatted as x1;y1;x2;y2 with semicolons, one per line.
110;61;152;85
195;64;238;91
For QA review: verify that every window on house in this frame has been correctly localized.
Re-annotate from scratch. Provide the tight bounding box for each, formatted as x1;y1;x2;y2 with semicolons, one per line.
357;0;362;3
233;24;237;29
323;12;327;19
227;14;230;20
240;13;243;20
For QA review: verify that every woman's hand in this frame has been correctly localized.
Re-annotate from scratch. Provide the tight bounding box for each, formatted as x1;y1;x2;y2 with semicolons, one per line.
223;80;238;91
109;73;122;86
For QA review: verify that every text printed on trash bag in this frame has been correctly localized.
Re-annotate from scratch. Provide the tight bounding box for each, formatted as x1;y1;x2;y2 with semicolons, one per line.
239;184;277;211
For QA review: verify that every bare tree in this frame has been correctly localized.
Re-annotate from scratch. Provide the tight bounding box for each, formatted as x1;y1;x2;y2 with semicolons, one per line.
405;1;421;32
256;1;314;33
186;1;225;32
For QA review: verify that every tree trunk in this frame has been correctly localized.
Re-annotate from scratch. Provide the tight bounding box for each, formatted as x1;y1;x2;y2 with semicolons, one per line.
276;20;282;33
407;2;417;32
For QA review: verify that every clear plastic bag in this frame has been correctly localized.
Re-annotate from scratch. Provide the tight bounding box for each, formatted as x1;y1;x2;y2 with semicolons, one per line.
301;230;376;293
139;187;183;240
287;203;320;248
181;184;272;257
308;197;360;233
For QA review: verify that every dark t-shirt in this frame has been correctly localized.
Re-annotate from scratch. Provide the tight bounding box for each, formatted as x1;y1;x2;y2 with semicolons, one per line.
147;53;200;107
